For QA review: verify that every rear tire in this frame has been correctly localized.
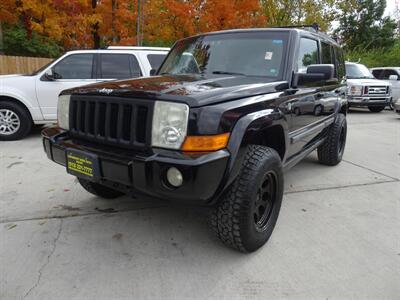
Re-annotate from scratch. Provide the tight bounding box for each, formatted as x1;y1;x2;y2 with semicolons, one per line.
78;178;125;199
368;106;385;113
210;145;283;253
317;113;347;166
0;101;32;141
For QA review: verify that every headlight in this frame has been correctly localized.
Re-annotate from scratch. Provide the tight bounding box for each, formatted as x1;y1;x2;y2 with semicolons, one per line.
151;101;189;149
57;94;71;130
348;85;363;96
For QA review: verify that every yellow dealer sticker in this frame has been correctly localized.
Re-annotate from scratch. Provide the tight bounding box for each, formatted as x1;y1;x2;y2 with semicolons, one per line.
66;150;99;180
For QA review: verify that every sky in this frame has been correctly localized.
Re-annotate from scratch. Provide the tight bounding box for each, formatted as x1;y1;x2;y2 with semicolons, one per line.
385;0;399;18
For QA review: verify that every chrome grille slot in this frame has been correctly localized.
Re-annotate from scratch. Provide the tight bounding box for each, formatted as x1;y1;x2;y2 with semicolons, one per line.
368;86;388;95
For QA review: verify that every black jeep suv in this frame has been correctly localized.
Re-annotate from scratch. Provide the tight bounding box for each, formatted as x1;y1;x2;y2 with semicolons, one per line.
42;27;348;252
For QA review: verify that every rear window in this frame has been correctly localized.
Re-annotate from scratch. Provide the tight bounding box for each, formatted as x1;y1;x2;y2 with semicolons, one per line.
147;54;166;70
372;69;383;78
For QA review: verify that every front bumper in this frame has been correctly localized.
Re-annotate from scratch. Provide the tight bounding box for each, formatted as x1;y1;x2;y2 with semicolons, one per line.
348;96;391;107
42;127;230;205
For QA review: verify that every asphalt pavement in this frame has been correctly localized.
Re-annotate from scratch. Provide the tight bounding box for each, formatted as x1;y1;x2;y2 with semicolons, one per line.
1;109;399;299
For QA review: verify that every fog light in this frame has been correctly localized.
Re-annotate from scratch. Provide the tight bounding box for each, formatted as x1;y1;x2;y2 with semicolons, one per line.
166;167;183;187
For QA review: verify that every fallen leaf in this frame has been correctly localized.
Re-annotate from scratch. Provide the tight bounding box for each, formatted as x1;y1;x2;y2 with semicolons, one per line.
6;224;17;230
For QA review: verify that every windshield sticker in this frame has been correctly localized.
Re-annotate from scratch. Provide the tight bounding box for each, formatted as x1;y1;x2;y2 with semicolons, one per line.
265;52;273;60
272;40;283;44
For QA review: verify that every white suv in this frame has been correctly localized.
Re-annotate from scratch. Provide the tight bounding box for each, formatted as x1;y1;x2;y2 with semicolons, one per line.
345;62;392;113
0;46;169;140
370;67;400;111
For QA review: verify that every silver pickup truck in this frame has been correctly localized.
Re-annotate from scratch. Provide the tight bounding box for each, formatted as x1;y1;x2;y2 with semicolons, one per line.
346;62;391;113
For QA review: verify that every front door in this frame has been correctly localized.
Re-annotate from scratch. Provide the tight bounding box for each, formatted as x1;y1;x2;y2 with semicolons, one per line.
287;38;340;158
35;53;96;120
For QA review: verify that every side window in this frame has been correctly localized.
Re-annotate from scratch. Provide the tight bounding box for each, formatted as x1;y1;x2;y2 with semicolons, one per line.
334;46;345;80
53;54;94;79
321;42;333;64
99;54;142;79
372;69;383;79
147;54;166;70
297;38;319;73
382;69;398;79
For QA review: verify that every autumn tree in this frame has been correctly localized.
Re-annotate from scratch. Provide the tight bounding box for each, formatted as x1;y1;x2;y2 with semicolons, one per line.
0;0;18;53
260;0;344;31
198;0;266;32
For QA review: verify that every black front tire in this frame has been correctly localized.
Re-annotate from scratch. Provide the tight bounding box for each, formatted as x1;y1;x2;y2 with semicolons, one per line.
78;178;125;199
0;101;32;141
368;106;385;113
389;99;394;110
317;113;347;166
210;145;284;253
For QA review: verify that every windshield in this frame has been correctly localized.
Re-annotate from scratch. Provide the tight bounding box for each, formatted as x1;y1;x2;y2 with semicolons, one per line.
159;31;289;79
345;63;375;79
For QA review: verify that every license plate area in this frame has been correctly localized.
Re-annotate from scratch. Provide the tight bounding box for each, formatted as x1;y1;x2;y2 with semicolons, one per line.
66;149;100;181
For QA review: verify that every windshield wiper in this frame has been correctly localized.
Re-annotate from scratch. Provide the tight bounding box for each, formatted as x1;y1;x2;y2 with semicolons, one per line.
212;71;246;76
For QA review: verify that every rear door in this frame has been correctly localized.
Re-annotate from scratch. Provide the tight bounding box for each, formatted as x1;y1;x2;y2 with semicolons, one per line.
147;53;167;71
35;53;96;120
97;53;142;81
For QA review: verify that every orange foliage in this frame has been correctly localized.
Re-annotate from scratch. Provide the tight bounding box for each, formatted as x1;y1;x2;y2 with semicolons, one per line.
1;0;268;49
0;0;18;23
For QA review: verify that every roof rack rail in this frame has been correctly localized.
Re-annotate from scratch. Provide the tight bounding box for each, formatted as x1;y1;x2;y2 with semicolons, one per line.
106;46;170;51
272;23;320;32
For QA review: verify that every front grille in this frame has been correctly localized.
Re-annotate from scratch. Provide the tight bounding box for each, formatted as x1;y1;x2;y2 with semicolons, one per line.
367;86;388;95
69;95;153;150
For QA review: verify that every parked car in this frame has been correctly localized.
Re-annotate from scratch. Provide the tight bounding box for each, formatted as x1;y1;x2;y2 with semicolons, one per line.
0;46;169;140
370;67;400;110
392;97;400;114
42;26;348;252
345;62;391;112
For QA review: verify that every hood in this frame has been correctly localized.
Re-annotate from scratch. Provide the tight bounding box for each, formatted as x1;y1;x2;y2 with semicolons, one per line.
0;74;25;79
0;74;35;93
347;78;391;86
63;75;288;107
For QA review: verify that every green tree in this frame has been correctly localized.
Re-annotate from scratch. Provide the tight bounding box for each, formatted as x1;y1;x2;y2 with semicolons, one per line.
335;0;397;50
3;24;63;58
260;0;348;31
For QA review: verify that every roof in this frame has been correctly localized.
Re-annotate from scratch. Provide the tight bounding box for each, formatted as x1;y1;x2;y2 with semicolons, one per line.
370;66;400;70
179;27;338;46
106;46;170;51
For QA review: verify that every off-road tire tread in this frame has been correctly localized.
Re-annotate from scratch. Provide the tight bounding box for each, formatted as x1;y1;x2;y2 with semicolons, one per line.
78;178;124;199
317;113;346;166
210;145;280;253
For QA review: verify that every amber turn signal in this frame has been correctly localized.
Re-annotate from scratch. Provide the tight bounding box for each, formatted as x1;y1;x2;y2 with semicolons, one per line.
181;133;230;152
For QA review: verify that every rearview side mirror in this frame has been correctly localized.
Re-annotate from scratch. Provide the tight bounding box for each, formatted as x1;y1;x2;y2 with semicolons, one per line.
44;69;55;80
389;75;399;81
150;69;157;76
293;64;335;87
44;68;62;81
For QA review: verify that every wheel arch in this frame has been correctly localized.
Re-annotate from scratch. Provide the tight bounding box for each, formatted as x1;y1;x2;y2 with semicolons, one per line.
242;124;286;161
213;113;288;206
0;95;34;122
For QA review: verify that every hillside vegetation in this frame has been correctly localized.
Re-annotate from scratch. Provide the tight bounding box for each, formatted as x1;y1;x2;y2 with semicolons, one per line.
346;40;400;67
